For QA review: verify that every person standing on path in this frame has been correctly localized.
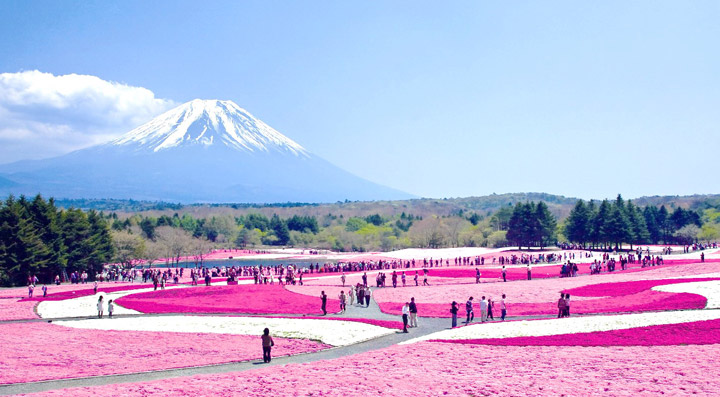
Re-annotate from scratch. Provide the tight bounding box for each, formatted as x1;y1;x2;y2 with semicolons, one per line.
97;296;104;318
450;301;459;328
341;273;346;287
321;291;328;315
348;287;355;306
28;284;34;298
480;296;488;322
465;297;474;323
423;269;430;286
500;294;507;321
527;264;532;280
475;268;481;284
401;302;410;333
108;299;114;318
557;292;566;318
414;271;419;286
487;296;494;321
42;285;47;297
339;291;346;313
502;266;507;282
93;281;98;294
261;328;274;363
409;297;418;328
364;286;371;307
564;293;571;317
362;272;368;287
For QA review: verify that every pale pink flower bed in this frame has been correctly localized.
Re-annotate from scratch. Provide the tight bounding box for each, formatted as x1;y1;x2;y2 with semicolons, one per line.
21;342;720;396
435;318;720;347
565;277;720;297
0;282;138;299
378;290;705;317
0;298;38;321
21;284;154;302
0;322;329;384
116;284;341;315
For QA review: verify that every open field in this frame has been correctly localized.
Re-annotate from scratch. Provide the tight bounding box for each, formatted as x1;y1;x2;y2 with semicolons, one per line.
1;247;719;396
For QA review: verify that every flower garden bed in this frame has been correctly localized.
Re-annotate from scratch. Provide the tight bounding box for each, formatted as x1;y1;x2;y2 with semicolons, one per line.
116;284;341;315
18;342;720;396
0;322;329;384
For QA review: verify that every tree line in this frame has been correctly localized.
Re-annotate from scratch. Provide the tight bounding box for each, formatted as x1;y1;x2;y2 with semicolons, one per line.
0;195;113;286
563;195;706;248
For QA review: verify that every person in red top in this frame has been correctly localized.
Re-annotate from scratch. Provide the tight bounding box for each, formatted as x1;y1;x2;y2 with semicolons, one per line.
261;328;274;363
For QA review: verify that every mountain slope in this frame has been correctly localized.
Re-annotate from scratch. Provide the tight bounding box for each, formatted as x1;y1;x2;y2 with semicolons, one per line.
0;100;412;203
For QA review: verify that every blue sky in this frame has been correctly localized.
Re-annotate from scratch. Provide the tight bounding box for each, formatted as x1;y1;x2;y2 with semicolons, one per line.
0;1;718;200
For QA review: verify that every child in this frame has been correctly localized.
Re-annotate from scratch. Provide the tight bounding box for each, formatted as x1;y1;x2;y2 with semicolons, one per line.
108;299;114;318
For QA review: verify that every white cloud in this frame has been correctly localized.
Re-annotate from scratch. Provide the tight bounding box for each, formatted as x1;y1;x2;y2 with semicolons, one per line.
0;70;176;164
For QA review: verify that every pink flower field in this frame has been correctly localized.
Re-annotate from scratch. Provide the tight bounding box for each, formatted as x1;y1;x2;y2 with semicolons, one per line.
116;284;340;315
0;298;38;321
19;342;720;396
434;318;720;347
0;322;329;384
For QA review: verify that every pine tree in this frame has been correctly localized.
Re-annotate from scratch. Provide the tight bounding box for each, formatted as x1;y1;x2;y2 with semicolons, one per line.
593;200;612;249
626;201;650;247
566;200;591;246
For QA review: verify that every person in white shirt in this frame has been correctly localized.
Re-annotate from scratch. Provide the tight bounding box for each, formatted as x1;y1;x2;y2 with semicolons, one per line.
480;296;488;322
401;302;410;333
500;294;507;321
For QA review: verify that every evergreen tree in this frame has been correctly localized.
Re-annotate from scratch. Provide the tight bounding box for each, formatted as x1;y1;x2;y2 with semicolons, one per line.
643;206;661;244
605;203;631;250
270;214;290;245
61;208;93;276
506;202;530;249
534;201;557;248
592;200;612;249
565;200;591;246
626;201;650;246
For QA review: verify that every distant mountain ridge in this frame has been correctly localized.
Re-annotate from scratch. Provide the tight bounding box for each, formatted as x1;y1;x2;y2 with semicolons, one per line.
51;193;720;221
0;99;413;203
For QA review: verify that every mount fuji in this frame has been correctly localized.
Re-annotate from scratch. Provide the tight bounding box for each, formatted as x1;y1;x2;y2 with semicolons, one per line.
0;99;412;203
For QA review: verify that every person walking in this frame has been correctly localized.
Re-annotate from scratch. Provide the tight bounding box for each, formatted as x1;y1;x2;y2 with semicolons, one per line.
321;291;328;315
450;301;459;328
348;287;355;306
502;266;507;282
97;296;104;318
527;264;532;280
409;297;418;328
93;281;98;294
500;294;507;321
475;268;481;284
401;302;410;333
261;328;274;363
465;297;474;323
341;273;346;287
108;299;114;318
364;286;371;307
414;271;419;286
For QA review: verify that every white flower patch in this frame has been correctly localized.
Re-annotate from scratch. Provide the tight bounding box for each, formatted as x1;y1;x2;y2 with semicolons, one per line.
401;310;720;345
653;280;720;309
37;286;185;319
54;315;395;347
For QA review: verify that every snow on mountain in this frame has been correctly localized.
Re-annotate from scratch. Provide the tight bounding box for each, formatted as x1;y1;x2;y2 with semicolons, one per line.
0;99;413;203
111;99;309;156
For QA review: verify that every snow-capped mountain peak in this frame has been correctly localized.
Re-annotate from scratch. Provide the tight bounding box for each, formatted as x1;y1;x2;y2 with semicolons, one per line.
111;99;309;156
